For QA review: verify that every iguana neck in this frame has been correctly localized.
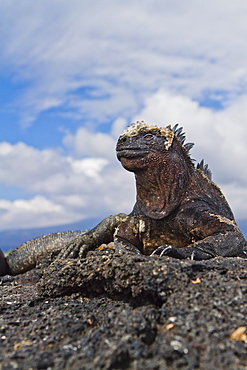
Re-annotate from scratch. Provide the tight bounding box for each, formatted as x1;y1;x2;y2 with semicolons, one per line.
135;162;192;219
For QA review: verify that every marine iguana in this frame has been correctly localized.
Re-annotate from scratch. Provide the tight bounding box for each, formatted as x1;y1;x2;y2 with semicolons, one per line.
0;121;246;276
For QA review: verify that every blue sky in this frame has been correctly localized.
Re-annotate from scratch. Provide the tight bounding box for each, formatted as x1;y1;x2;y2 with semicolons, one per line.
1;0;247;233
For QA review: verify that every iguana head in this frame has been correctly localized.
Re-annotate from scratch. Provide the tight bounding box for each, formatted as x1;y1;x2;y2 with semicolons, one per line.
116;120;191;172
116;121;173;172
116;121;194;218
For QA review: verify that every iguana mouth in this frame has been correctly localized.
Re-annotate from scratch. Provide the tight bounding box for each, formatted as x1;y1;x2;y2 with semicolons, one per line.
116;149;149;160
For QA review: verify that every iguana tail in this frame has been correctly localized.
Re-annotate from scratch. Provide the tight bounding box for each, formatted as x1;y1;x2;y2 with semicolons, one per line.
0;230;87;276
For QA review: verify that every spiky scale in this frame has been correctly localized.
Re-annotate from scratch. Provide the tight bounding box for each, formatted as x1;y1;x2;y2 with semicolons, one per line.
176;127;183;136
196;159;212;180
172;123;179;133
171;123;187;144
184;142;194;152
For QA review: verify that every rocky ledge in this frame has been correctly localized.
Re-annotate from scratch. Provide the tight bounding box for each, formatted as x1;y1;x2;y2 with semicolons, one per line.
1;244;247;369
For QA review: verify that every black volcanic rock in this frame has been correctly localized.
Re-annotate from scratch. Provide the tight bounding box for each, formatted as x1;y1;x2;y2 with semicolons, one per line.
1;244;247;369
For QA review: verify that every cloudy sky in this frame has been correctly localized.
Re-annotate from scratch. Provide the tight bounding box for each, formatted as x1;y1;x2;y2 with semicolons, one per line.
1;0;247;235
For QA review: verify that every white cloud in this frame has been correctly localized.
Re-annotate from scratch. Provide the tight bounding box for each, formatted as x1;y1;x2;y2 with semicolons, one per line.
68;157;108;180
0;196;74;230
0;142;70;190
0;126;135;230
111;118;128;138
63;128;116;158
1;1;247;124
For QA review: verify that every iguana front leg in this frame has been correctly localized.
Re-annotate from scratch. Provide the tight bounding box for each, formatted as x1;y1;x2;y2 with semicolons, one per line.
58;213;128;259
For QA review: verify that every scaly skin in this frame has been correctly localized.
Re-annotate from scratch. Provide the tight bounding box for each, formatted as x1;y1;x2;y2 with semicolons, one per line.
0;214;128;275
1;121;246;276
2;231;87;275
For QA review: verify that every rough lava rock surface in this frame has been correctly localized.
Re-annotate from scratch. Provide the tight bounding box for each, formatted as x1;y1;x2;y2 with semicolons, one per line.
1;243;247;369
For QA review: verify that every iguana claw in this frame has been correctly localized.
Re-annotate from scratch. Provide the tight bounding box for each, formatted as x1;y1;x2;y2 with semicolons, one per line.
58;241;91;259
150;245;186;259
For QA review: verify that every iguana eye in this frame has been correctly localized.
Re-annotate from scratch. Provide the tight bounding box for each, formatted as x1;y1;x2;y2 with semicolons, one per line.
144;133;154;140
